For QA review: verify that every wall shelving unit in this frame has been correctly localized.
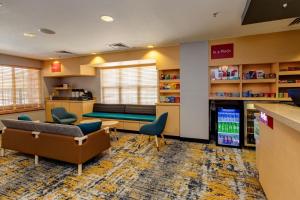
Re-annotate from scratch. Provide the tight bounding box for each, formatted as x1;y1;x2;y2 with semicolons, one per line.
209;61;300;101
158;68;181;105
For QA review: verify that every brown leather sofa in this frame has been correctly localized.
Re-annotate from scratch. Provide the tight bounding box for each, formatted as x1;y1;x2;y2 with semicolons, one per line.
0;119;111;175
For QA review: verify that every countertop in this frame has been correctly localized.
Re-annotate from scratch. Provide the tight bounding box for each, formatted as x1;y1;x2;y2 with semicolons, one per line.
255;103;300;132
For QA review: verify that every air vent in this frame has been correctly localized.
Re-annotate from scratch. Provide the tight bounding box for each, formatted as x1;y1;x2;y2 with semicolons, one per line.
55;50;74;54
289;17;300;26
108;43;130;49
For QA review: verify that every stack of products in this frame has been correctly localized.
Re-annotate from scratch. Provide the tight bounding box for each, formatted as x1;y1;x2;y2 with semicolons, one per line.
212;92;240;97
243;70;276;79
211;65;239;80
242;91;276;98
278;92;290;98
160;96;180;103
279;80;300;83
160;73;180;80
280;66;300;71
160;83;180;90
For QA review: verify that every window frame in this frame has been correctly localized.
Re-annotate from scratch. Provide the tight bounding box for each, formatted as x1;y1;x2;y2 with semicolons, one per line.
0;64;43;115
100;65;158;105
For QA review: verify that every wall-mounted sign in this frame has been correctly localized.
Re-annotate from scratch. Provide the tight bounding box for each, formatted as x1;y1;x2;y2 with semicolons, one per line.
211;43;234;59
51;61;61;72
260;112;273;129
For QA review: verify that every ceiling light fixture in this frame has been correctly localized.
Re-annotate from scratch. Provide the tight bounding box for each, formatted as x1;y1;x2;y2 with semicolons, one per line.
0;3;3;7
147;45;155;49
91;52;97;55
23;32;36;37
283;2;288;8
39;28;56;34
101;15;114;22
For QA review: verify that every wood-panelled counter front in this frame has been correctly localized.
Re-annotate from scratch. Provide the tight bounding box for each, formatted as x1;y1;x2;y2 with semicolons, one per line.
255;103;300;200
45;99;95;123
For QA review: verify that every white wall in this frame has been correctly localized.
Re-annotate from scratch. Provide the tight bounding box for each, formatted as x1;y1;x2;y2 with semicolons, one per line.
180;41;209;140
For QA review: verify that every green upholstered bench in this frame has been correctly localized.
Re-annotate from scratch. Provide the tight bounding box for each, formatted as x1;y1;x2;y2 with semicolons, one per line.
82;112;156;122
82;104;156;131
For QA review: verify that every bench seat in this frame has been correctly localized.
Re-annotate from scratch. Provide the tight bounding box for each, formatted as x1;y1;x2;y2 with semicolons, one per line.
82;112;156;122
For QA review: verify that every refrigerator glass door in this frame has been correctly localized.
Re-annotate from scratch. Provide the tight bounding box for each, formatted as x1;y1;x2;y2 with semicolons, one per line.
217;108;240;147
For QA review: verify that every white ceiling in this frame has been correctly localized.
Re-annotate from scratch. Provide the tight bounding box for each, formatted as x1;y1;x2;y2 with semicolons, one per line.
0;0;299;60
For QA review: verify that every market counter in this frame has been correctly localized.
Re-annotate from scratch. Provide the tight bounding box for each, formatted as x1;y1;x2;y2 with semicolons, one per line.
255;103;300;200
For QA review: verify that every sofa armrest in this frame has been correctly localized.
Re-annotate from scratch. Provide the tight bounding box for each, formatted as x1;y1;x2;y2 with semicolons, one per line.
79;129;111;163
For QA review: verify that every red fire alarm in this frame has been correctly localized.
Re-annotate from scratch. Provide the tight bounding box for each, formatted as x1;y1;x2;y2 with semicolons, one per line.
51;61;61;72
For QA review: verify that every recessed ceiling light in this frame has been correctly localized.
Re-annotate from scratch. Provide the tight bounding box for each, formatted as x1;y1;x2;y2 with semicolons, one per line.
91;52;97;55
0;3;3;7
23;33;36;37
213;12;219;18
101;15;114;22
283;3;288;8
147;45;155;48
39;28;56;34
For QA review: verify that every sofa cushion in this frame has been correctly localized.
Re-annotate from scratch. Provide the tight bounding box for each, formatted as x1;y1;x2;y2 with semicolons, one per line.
82;112;156;122
1;119;37;131
35;122;84;137
93;104;125;113
18;114;32;121
77;121;102;135
125;105;156;115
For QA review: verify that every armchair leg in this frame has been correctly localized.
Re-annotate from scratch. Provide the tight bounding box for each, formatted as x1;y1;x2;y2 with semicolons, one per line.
155;135;159;151
161;134;167;145
0;148;4;157
78;164;82;176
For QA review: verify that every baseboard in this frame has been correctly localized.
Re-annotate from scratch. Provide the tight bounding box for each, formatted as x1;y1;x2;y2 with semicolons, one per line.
117;129;210;144
179;137;210;144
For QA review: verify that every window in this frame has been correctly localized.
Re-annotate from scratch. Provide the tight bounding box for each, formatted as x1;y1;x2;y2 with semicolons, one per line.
100;66;157;105
0;65;42;114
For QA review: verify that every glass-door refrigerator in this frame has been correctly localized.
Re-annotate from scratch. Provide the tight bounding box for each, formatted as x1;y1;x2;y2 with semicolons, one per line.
216;107;242;147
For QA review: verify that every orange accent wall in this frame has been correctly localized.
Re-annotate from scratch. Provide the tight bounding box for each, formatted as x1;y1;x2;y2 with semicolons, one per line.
209;30;300;66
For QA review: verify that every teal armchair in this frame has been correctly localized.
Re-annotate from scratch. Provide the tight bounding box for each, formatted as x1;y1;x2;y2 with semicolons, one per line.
139;112;168;151
51;107;77;125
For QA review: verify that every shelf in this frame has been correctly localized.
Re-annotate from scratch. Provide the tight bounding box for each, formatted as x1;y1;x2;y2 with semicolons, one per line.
209;96;241;100
242;79;276;83
209;96;293;101
156;103;180;106
210;80;240;84
279;71;300;76
53;87;72;90
159;79;180;83
277;97;292;101
278;83;300;88
244;143;256;147
160;90;180;93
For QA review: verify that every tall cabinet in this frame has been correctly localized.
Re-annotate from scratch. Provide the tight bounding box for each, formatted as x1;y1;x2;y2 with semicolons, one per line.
156;68;180;136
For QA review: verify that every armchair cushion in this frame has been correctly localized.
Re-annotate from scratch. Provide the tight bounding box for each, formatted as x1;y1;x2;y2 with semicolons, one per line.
77;121;102;135
18;114;32;121
51;107;78;124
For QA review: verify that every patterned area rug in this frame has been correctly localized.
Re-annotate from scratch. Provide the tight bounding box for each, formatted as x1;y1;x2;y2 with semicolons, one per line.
0;134;265;200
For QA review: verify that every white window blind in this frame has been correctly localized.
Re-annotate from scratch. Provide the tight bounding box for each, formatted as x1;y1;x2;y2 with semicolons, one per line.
100;66;157;105
0;65;42;114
